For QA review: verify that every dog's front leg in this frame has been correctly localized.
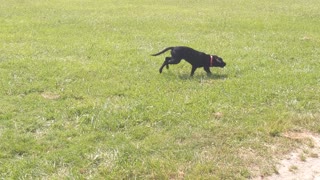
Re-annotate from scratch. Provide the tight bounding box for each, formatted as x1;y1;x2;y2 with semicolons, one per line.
204;66;212;75
190;66;197;76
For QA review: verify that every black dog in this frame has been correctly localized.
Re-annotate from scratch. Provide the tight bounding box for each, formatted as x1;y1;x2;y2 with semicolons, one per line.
151;46;226;76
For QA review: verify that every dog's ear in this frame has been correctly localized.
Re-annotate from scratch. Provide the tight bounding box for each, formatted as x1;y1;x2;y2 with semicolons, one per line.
214;56;222;62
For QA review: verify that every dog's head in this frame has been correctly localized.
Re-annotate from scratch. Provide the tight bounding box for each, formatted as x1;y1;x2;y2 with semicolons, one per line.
212;55;226;68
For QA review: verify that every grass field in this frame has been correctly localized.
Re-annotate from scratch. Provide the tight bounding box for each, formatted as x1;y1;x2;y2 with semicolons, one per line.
0;0;319;179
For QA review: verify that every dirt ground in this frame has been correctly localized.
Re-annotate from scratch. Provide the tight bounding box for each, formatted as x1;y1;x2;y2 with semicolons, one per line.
264;131;320;180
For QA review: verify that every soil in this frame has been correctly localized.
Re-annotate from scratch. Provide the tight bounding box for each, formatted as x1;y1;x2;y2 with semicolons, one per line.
265;131;320;180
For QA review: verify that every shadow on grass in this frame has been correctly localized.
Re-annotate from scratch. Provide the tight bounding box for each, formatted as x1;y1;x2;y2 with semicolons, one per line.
178;73;228;80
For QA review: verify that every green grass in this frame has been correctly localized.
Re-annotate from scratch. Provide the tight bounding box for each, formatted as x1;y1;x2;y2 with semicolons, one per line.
0;0;319;179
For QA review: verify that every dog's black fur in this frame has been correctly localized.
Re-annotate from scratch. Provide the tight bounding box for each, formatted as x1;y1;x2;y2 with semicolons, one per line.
151;46;226;76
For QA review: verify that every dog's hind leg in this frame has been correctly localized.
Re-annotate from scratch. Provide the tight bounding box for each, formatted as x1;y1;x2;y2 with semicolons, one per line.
168;58;181;64
165;57;170;69
159;58;181;74
159;57;171;73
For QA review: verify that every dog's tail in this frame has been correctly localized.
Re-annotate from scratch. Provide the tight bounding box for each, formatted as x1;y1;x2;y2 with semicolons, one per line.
151;47;174;56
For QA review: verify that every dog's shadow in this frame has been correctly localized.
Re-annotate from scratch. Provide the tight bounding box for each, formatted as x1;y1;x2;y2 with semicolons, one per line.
178;73;228;80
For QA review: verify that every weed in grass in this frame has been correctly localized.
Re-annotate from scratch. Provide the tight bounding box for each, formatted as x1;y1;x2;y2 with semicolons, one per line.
310;153;318;158
299;153;307;162
289;165;298;173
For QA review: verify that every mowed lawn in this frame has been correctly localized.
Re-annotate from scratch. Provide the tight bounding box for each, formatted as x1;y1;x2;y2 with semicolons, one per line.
0;0;319;179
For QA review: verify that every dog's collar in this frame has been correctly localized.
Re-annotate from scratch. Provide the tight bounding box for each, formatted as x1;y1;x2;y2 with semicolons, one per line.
210;55;213;67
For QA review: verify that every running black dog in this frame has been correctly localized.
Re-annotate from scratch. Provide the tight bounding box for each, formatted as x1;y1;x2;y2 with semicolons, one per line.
151;46;226;76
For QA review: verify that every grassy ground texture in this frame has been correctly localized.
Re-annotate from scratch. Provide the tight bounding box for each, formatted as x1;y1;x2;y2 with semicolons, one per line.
0;0;319;179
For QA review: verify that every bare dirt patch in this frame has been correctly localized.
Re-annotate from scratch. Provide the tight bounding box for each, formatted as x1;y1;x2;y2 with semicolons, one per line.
41;92;60;100
265;131;320;180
